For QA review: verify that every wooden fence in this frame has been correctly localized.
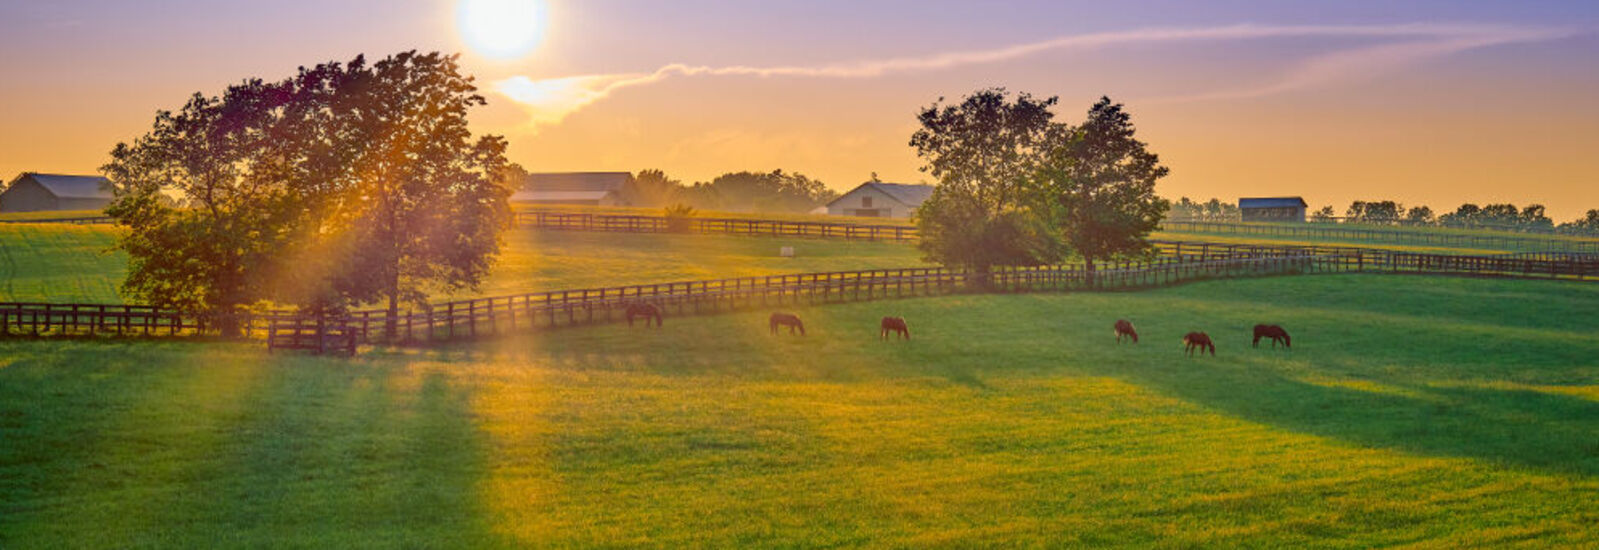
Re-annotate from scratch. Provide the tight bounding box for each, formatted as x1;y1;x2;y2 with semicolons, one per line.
1159;220;1599;253
6;241;1598;344
0;216;115;225
514;211;917;241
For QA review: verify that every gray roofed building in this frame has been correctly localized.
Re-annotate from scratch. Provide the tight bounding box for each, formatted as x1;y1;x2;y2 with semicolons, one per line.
1238;196;1308;222
825;182;936;219
0;172;115;213
516;172;634;206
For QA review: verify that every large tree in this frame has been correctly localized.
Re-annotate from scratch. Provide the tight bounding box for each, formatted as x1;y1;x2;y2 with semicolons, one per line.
315;52;511;334
103;73;339;333
909;88;1065;274
1028;97;1169;281
104;51;510;336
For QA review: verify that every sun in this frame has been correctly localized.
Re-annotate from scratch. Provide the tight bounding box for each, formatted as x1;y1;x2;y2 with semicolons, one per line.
457;0;546;60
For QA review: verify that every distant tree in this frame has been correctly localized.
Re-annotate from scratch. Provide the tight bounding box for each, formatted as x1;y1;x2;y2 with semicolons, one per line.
629;169;683;207
1438;203;1482;227
1404;205;1435;224
1346;200;1401;224
1519;204;1553;230
1310;206;1336;222
909;88;1064;274
1168;197;1199;220
1559;209;1599;234
1029;97;1169;281
1200;198;1239;221
680;169;833;212
1478;204;1521;226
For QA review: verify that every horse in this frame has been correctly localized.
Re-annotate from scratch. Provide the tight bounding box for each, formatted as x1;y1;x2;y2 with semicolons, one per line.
625;303;662;327
1182;332;1215;356
1252;324;1290;349
1113;319;1138;344
769;312;805;336
880;316;910;340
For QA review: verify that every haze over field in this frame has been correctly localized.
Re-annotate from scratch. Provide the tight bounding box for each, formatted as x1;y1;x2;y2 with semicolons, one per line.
2;0;1597;216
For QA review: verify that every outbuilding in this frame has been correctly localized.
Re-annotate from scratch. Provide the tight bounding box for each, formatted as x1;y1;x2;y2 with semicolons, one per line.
513;172;633;207
825;182;935;218
1238;197;1308;222
0;173;115;213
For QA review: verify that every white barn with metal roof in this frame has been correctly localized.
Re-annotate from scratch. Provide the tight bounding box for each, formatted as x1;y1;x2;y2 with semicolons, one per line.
825;182;935;218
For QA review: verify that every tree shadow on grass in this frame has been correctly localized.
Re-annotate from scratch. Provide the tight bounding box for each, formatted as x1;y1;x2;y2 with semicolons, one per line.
1098;356;1599;477
180;360;503;547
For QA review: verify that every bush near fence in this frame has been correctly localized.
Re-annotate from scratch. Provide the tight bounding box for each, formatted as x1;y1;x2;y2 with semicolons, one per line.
6;240;1597;345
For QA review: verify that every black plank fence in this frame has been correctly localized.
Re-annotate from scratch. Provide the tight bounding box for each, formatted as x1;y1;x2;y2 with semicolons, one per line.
6;241;1598;345
1160;220;1599;254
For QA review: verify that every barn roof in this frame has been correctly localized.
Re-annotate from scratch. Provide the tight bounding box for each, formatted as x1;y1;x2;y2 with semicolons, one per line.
510;190;616;202
523;172;632;193
9;173;114;199
827;182;936;208
1238;197;1307;208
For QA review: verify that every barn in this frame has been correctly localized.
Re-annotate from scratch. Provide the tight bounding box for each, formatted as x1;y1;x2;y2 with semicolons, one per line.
825;182;935;218
512;172;632;207
1238;197;1308;222
0;173;115;213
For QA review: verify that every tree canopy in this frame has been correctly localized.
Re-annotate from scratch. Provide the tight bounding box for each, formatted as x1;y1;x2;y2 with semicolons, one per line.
910;90;1168;276
909;88;1065;272
104;51;510;334
1030;97;1170;273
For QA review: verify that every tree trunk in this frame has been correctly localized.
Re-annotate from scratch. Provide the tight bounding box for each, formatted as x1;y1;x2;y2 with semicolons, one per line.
1085;257;1096;289
386;280;399;341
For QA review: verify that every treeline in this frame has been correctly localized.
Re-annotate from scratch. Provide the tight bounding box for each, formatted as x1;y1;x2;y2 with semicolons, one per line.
628;169;838;213
1310;201;1599;234
1168;198;1240;221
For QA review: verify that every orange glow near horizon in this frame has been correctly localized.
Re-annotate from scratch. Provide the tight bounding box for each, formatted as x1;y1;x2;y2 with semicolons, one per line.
1;2;1596;219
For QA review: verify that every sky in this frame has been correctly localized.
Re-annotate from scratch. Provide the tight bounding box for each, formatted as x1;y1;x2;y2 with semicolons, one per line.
2;0;1597;218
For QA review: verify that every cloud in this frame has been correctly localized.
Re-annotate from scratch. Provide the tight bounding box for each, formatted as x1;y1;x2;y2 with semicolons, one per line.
495;23;1575;129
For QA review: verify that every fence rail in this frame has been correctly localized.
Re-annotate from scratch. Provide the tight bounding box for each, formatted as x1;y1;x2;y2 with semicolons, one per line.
0;216;115;225
1159;220;1599;253
6;240;1597;344
514;211;917;241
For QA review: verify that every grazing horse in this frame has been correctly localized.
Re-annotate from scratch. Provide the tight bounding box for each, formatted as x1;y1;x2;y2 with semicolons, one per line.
1182;332;1215;356
1252;324;1291;349
1113;319;1139;344
880;316;910;340
769;312;805;336
625;303;663;327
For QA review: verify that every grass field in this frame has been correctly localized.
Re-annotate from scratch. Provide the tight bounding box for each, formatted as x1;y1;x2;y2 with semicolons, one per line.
2;274;1595;547
0;224;925;303
0;210;106;222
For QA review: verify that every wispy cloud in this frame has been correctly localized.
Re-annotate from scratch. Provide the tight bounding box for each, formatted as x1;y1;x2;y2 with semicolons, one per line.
496;23;1575;129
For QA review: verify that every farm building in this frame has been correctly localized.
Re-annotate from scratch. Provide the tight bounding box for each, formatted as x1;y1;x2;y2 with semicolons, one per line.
1238;197;1308;222
825;182;935;218
0;172;115;213
513;172;632;207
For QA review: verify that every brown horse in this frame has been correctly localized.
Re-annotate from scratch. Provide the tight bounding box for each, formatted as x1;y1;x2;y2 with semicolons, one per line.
769;312;805;335
1252;324;1290;349
1114;319;1138;344
880;316;910;340
1182;332;1215;356
625;303;663;327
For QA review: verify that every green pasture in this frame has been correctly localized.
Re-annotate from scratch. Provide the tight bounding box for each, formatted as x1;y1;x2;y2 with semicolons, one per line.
0;210;106;222
2;274;1595;547
0;224;925;304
